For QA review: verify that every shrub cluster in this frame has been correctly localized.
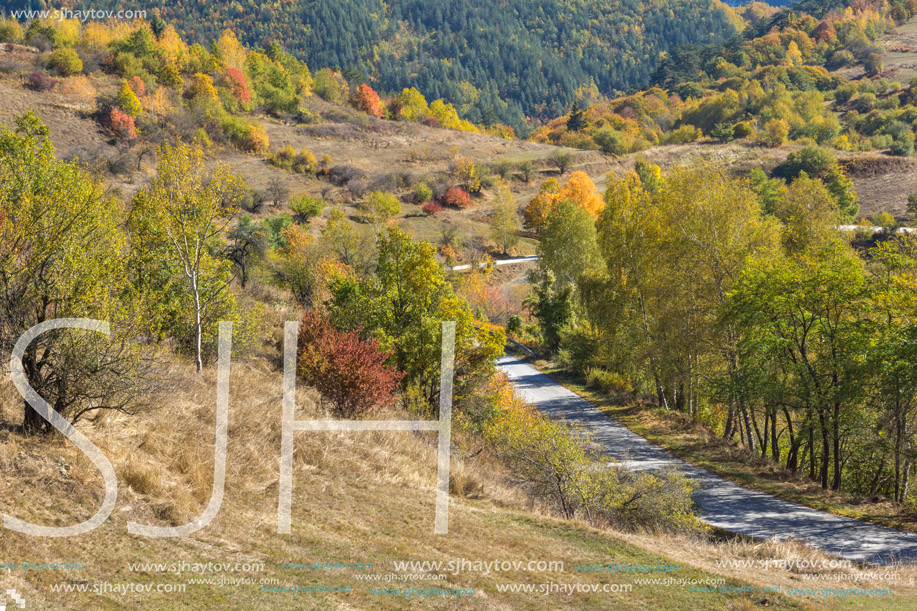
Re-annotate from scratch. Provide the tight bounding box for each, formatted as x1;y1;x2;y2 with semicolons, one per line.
585;368;633;395
26;72;55;91
268;144;318;174
421;201;444;216
484;392;702;534
296;310;404;418
441;186;472;209
290;194;325;222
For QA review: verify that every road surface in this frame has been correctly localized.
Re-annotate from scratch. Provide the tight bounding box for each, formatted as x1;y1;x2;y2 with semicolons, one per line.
497;355;917;564
450;255;541;272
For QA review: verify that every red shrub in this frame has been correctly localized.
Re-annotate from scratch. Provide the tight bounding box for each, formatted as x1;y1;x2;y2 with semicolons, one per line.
422;116;442;129
26;72;56;91
108;107;137;140
296;310;404;418
129;75;146;97
224;66;251;106
421;201;443;216
441;186;472;209
353;83;383;118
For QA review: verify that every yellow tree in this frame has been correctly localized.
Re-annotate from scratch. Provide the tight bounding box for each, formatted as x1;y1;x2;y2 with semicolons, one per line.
597;171;671;408
393;87;429;121
489;179;521;255
130;143;244;372
214;29;247;69
524;178;560;229
157;24;189;67
657;167;778;438
557;171;604;218
524;172;603;230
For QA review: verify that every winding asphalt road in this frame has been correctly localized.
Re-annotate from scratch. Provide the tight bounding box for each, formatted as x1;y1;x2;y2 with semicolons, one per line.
497;356;917;564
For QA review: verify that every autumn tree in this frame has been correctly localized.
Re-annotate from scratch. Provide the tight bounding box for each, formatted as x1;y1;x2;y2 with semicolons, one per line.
557;171;604;217
223;66;252;108
524;172;601;230
321;210;377;276
453;157;482;193
275;223;347;308
353;83;384;118
108;108;138;140
214;28;248;69
596;170;675;408
290;194;325;223
0;113;152;433
523;178;561;230
540;200;601;287
441;186;472;209
327;228;505;404
392;87;429;121
489;179;521;255
116;79;142;118
762;118;790;147
129;143;244;372
655;167;778;437
360;190;401;237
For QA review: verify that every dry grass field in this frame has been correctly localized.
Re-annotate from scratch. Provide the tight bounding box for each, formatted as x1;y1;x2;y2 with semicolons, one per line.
2;331;917;609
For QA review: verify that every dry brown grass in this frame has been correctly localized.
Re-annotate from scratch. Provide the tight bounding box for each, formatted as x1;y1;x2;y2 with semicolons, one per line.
0;74;110;161
54;74;97;109
2;342;917;609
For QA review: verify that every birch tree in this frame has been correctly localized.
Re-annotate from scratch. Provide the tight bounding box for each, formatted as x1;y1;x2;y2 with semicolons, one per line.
131;143;243;372
489;179;521;255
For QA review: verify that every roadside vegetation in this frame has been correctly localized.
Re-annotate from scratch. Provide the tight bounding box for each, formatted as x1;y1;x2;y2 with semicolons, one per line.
519;157;917;524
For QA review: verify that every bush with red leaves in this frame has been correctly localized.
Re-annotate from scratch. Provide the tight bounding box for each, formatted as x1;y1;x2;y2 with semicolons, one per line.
129;75;146;97
223;66;251;106
108;107;137;140
422;116;442;129
26;72;56;91
353;83;384;118
296;310;404;418
441;186;472;209
421;201;444;216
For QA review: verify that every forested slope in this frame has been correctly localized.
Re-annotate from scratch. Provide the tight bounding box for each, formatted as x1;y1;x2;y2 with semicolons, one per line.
56;0;741;130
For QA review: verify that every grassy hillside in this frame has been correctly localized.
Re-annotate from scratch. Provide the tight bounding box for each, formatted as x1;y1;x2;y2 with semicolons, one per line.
2;335;916;609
